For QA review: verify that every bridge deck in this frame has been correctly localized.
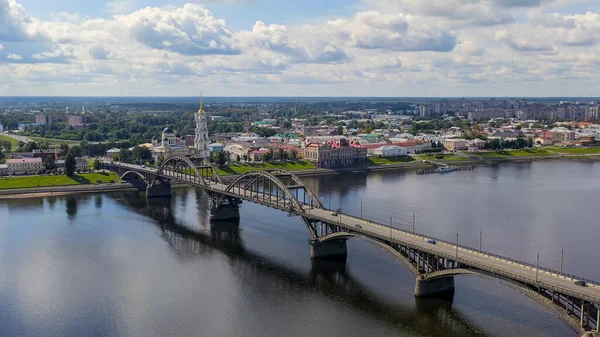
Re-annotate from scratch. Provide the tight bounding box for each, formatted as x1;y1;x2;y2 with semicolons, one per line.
111;162;600;306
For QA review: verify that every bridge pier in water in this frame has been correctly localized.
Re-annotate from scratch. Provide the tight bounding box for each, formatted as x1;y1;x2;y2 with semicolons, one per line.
146;179;172;198
210;197;241;221
310;238;348;260
414;276;455;298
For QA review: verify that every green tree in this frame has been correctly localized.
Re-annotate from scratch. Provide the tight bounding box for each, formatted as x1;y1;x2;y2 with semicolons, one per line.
290;150;298;160
93;159;103;171
64;153;76;177
337;125;344;135
43;156;55;171
119;149;132;163
69;145;83;158
277;148;285;160
263;151;273;162
215;151;227;166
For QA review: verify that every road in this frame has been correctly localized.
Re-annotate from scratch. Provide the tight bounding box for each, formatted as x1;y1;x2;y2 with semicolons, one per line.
111;162;600;305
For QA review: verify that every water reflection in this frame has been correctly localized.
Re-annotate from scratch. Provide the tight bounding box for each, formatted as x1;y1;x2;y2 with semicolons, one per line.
110;191;491;337
65;196;78;220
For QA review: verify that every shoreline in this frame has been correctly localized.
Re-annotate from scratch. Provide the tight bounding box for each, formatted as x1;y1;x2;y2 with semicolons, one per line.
2;154;599;200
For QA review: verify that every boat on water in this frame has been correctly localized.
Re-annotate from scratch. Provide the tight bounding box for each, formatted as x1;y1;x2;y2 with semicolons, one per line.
437;166;455;173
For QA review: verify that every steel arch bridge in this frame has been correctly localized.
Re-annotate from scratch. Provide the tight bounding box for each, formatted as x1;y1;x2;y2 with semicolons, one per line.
104;156;600;336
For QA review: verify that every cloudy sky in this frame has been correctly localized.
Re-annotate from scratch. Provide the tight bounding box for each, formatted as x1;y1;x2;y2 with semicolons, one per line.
1;0;600;97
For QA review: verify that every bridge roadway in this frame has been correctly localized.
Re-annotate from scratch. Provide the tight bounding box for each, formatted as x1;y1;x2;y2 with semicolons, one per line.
109;161;600;334
112;162;600;304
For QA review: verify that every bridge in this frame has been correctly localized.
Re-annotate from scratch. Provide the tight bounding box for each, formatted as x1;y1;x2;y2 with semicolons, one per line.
105;155;600;336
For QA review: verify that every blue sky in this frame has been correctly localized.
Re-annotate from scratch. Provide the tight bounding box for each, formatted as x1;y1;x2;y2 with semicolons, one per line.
1;0;600;96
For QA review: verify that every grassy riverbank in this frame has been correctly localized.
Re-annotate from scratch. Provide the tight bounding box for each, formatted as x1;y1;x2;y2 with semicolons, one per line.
418;154;470;161
367;156;415;165
0;172;120;189
215;161;316;175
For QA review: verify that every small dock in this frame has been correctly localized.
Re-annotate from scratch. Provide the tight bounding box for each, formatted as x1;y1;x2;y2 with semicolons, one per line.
416;165;474;175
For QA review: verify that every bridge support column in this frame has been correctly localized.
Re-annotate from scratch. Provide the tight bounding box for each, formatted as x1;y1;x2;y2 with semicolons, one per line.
310;239;347;260
146;180;171;198
414;276;455;298
210;198;241;221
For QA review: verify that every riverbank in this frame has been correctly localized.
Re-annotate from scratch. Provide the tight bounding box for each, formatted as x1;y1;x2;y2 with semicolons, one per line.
2;153;600;199
0;182;139;199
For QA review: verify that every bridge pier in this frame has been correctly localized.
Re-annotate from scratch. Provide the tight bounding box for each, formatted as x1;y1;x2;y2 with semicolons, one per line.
146;180;172;198
210;198;241;221
414;276;455;298
310;238;347;260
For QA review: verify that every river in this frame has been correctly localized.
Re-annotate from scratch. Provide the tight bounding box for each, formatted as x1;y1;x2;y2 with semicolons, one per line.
1;160;599;337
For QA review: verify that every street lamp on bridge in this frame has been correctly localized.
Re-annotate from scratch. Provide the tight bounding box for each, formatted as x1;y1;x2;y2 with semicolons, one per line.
536;245;544;283
456;226;463;260
412;209;416;234
357;197;363;219
389;212;394;240
476;225;483;252
558;244;564;274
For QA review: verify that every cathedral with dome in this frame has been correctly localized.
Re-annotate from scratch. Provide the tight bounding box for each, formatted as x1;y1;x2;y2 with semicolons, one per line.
148;94;211;163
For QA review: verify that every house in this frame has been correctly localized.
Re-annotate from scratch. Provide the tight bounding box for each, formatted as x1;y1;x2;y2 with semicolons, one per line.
0;164;7;176
535;137;553;146
75;157;89;171
443;139;468;151
6;158;43;175
209;143;225;153
373;145;408;157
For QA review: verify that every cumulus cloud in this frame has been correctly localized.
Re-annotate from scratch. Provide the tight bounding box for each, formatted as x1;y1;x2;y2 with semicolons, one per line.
236;21;350;64
329;11;456;52
120;4;239;55
0;0;599;96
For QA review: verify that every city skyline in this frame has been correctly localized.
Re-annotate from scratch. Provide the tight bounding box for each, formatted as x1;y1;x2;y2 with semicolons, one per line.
1;0;600;96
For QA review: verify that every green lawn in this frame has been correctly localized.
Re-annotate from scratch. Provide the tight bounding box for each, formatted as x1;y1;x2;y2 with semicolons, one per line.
0;172;121;189
476;149;552;158
552;147;600;155
215;161;316;175
0;134;20;148
368;156;415;165
418;154;469;161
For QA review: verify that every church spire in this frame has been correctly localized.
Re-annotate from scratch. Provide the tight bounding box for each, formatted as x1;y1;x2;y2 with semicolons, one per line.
199;91;205;114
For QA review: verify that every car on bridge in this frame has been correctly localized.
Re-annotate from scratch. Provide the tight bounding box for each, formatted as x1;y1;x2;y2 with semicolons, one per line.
355;224;362;229
427;239;436;244
574;280;587;287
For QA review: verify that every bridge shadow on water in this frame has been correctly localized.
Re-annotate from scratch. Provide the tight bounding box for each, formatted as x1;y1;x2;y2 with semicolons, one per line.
109;190;493;337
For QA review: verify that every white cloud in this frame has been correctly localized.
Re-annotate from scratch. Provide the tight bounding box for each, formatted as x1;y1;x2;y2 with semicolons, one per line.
328;11;456;52
0;0;599;96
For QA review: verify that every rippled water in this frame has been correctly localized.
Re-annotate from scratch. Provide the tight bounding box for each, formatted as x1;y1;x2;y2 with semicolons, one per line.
1;161;599;337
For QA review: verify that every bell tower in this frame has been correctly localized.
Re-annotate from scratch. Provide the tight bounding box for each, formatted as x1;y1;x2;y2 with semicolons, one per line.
195;92;210;159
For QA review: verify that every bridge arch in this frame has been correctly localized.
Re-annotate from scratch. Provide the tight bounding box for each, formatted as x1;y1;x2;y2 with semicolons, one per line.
265;169;324;209
318;232;418;276
154;155;211;187
121;170;149;183
219;170;306;212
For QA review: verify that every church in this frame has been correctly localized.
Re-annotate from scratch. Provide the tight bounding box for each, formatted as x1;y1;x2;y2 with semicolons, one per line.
148;95;211;163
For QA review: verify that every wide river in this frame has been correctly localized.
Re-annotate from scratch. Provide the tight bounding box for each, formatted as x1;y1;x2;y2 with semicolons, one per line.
1;161;599;337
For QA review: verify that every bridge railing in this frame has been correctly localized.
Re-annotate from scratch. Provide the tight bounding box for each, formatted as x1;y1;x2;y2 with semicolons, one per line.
306;208;600;288
306;213;600;304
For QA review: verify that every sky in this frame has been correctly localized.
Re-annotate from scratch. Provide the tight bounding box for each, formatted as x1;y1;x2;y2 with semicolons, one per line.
1;0;600;97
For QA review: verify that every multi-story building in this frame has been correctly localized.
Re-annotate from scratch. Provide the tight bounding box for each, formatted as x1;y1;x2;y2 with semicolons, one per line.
373;145;407;157
304;138;367;168
6;158;43;175
0;123;3;133
587;106;600;120
75;157;89;171
35;114;52;125
68;115;85;127
468;109;515;120
443;139;468;151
